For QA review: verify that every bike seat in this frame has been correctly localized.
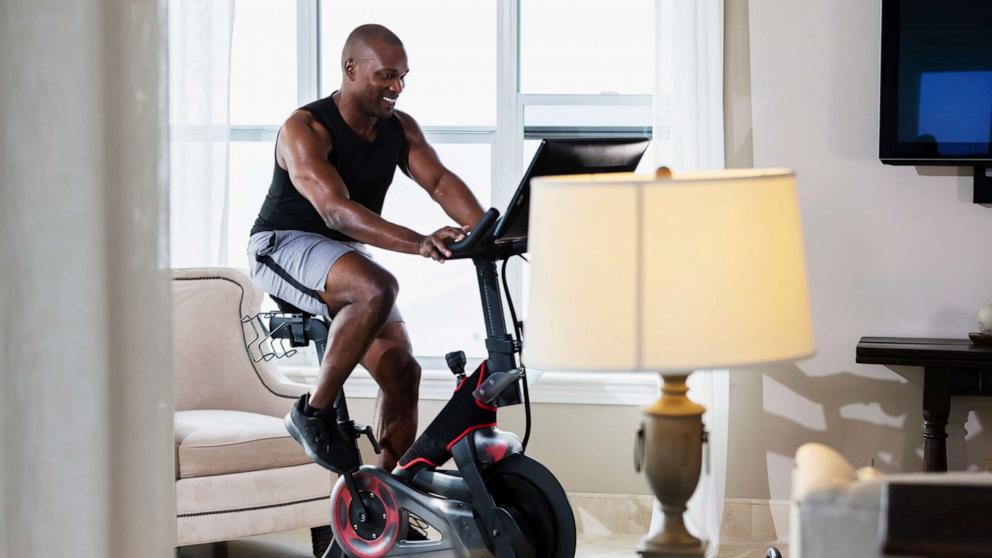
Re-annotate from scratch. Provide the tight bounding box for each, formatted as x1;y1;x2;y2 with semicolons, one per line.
269;295;310;317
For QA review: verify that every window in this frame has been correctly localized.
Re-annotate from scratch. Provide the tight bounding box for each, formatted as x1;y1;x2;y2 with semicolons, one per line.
224;0;656;364
229;0;298;126
227;0;298;269
319;0;497;127
519;0;654;95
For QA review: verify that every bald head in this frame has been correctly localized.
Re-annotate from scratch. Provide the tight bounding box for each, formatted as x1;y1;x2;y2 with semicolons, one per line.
338;24;408;119
342;24;404;69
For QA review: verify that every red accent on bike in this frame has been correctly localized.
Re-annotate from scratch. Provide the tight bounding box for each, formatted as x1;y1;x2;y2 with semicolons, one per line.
484;441;511;463
445;423;498;452
396;457;439;470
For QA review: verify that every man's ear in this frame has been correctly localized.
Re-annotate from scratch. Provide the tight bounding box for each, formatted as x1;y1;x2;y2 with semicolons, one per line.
344;58;356;81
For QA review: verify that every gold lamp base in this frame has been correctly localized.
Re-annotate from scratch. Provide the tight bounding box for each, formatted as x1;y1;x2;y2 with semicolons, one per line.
636;372;707;558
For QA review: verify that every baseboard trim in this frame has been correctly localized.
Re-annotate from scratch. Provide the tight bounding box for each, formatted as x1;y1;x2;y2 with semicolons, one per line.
565;493;792;544
721;498;790;544
567;492;655;536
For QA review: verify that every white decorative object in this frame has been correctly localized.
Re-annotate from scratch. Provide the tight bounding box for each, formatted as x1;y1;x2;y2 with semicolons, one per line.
978;303;992;334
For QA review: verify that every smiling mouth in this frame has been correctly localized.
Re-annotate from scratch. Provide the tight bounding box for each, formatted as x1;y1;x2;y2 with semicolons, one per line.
382;96;397;105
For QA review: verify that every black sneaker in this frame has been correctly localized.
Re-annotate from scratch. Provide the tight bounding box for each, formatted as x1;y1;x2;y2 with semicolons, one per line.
285;394;361;473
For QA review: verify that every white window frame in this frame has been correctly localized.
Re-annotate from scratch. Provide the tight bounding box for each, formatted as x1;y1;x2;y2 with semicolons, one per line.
231;0;657;404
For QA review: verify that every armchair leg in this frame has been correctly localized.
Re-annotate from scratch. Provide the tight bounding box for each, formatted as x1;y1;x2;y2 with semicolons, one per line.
311;525;334;558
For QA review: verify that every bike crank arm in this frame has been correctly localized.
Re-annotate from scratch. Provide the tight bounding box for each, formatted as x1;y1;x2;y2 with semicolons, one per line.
341;470;369;522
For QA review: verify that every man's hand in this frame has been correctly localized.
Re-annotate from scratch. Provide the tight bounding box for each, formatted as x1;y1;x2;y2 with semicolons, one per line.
418;226;469;262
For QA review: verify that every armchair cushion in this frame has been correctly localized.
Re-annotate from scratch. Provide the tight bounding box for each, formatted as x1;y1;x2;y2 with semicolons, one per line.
175;463;332;546
175;409;310;479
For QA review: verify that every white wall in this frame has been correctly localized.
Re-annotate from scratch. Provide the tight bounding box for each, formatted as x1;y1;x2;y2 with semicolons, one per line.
726;0;992;501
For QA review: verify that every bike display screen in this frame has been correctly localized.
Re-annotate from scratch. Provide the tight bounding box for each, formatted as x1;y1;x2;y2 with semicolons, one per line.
493;138;650;242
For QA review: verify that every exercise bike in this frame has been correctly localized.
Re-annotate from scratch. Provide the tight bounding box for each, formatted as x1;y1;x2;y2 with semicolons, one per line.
247;207;574;558
245;139;651;558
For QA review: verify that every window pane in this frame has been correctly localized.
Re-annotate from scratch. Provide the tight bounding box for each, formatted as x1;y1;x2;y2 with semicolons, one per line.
520;0;654;94
370;143;492;358
230;0;297;125
227;141;276;269
524;104;652;128
319;0;496;126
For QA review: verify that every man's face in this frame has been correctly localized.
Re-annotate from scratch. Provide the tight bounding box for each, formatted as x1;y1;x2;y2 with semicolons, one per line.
348;41;409;119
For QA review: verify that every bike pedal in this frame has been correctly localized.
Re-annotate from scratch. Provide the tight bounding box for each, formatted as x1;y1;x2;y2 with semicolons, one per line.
354;423;382;454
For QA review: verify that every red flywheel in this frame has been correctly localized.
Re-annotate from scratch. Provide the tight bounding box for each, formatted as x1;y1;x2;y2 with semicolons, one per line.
330;469;402;558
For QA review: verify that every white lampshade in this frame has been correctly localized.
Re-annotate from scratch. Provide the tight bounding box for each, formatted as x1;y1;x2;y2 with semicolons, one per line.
524;169;815;372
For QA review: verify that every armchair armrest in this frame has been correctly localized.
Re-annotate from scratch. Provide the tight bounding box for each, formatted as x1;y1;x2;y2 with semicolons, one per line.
793;443;857;500
172;267;316;416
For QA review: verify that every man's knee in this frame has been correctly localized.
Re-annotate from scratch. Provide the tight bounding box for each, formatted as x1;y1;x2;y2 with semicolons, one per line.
359;269;399;319
320;253;398;318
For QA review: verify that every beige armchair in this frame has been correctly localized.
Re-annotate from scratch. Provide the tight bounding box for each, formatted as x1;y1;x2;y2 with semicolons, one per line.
172;267;333;554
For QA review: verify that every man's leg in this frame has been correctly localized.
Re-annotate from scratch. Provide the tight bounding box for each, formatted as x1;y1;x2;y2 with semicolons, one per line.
309;251;398;410
360;322;420;470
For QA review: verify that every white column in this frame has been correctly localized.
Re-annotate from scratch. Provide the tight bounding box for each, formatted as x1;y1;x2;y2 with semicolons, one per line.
0;1;174;557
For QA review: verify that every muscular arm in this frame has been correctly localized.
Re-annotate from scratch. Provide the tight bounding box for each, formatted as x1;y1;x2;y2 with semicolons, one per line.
278;111;424;254
397;111;485;228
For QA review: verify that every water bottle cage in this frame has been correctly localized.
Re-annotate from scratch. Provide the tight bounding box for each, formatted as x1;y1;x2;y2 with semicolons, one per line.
242;311;327;362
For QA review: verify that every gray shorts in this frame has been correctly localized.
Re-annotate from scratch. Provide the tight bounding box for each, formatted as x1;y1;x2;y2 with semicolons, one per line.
247;230;403;322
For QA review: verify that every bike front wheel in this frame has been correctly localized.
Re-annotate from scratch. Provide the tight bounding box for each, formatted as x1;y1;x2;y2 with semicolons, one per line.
483;453;576;557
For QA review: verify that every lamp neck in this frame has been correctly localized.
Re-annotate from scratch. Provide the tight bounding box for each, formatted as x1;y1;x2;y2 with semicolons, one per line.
661;373;691;399
644;372;706;417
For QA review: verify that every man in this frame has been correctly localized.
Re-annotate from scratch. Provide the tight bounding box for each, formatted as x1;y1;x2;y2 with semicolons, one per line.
247;24;484;472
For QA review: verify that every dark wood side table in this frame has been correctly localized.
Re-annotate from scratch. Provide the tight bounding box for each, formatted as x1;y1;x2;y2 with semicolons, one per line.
856;337;992;472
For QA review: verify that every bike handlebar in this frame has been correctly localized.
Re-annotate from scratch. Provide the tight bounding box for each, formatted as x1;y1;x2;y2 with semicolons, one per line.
448;207;500;257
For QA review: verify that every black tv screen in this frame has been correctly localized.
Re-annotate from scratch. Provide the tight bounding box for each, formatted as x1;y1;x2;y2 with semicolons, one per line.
879;0;992;165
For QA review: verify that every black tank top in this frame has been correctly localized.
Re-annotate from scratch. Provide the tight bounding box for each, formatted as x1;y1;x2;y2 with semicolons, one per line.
251;94;408;242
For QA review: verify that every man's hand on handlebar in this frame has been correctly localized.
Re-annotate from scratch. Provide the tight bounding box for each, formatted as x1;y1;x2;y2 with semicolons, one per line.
418;225;470;262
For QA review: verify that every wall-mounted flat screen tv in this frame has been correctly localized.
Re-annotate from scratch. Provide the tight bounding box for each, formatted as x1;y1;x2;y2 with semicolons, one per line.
879;0;992;165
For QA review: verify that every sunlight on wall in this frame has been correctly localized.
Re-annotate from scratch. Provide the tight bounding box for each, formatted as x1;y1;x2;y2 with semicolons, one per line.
762;374;827;431
876;451;894;465
765;452;796;501
838;402;906;428
965;410;984;442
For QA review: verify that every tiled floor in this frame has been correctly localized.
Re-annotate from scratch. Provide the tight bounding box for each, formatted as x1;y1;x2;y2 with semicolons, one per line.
177;529;783;558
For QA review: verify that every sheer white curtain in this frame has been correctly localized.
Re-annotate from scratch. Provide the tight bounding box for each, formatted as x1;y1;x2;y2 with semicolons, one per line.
2;0;173;555
652;0;729;555
169;0;235;267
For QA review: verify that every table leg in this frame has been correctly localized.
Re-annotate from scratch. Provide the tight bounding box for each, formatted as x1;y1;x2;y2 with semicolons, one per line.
922;367;951;472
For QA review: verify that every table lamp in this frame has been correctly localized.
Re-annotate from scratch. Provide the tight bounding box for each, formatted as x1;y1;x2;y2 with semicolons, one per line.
524;168;815;557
